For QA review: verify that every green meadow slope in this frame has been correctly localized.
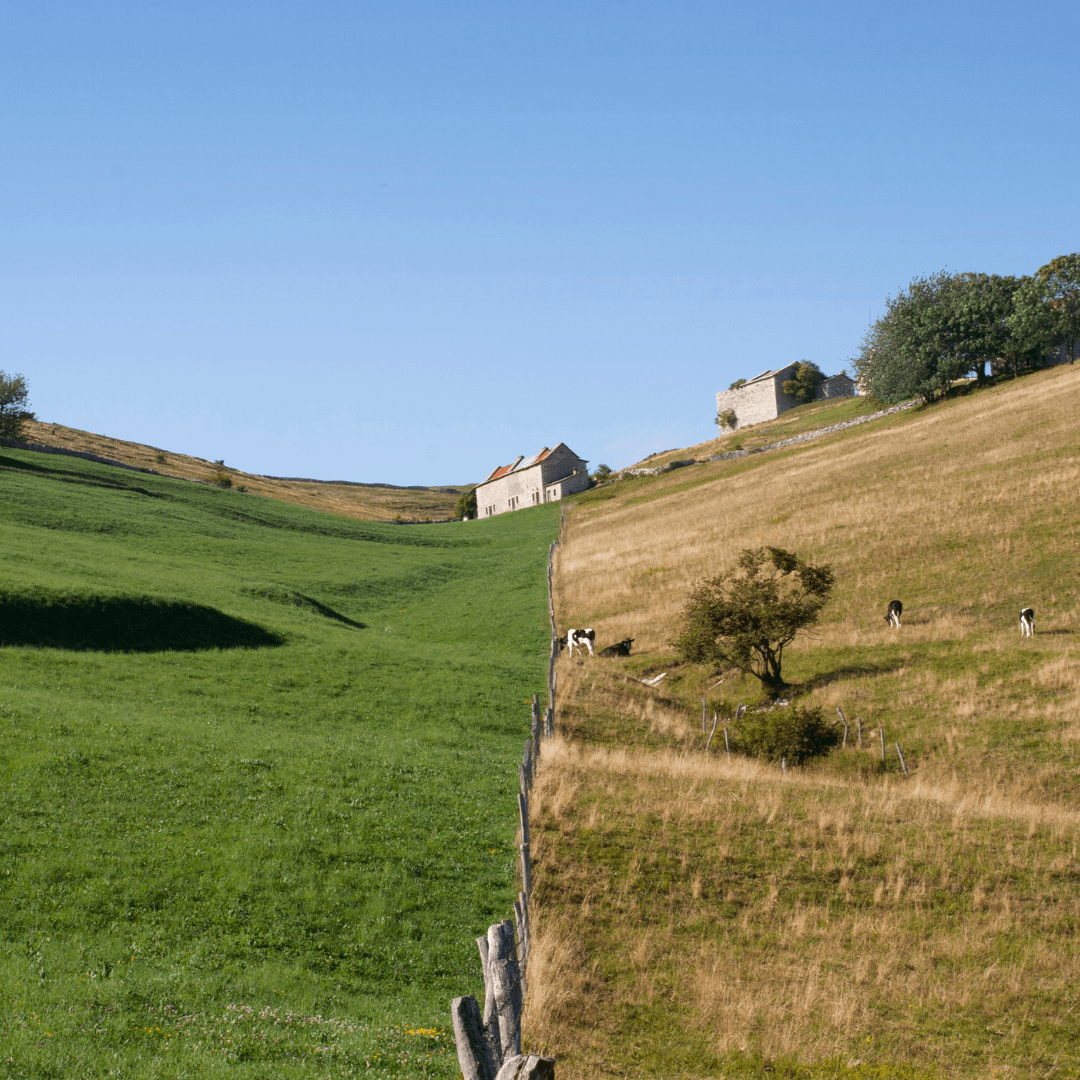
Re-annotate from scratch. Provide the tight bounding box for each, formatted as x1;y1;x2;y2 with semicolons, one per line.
0;446;558;1078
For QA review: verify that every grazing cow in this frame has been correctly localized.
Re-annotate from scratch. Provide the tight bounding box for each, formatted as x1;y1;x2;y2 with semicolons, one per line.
1020;607;1035;638
600;637;634;657
885;600;903;629
566;628;595;657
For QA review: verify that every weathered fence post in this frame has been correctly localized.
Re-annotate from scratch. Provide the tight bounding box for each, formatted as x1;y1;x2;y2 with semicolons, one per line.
895;742;909;776
518;792;530;851
702;697;707;734
451;994;497;1080
837;706;848;748
879;727;886;763
723;726;730;757
705;712;719;752
487;921;523;1063
856;716;863;748
522;741;533;787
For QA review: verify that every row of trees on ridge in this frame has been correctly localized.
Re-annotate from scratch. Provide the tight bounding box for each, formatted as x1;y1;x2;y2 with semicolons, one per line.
853;252;1080;404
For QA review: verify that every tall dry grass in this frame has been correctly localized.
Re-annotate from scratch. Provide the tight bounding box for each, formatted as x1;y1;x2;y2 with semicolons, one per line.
527;367;1080;1077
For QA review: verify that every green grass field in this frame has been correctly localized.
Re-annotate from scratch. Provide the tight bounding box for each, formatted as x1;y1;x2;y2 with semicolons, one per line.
0;447;559;1078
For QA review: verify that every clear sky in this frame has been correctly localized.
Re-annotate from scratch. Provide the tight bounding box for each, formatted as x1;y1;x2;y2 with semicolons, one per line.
2;1;1078;485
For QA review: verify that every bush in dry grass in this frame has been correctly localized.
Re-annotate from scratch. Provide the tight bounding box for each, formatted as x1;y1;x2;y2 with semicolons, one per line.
673;547;834;691
733;703;840;764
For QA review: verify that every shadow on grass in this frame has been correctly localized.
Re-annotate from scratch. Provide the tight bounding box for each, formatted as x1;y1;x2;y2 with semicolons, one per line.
0;452;168;499
241;586;366;628
0;593;285;652
796;658;906;693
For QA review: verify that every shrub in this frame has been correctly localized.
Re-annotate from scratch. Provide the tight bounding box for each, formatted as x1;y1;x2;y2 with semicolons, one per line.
716;409;737;431
733;704;839;765
211;471;232;489
728;378;747;390
455;488;477;519
0;370;31;440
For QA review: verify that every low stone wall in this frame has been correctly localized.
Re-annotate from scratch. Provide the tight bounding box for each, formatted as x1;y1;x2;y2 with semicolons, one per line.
709;400;917;462
0;437;159;475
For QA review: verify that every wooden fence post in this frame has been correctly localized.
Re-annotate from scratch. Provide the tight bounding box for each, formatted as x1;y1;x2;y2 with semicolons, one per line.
516;838;529;898
895;742;909;775
723;726;730;757
487;921;522;1063
702;697;707;734
856;716;863;748
837;706;848;748
451;995;496;1080
518;793;530;851
879;727;886;763
705;712;719;752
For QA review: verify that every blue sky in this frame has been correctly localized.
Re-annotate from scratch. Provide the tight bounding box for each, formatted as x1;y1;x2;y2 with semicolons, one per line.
2;1;1077;485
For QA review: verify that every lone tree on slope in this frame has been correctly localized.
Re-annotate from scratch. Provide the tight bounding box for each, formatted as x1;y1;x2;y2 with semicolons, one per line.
672;546;835;692
0;370;33;440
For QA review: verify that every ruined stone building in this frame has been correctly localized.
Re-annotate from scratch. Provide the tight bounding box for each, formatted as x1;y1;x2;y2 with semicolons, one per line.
716;366;856;430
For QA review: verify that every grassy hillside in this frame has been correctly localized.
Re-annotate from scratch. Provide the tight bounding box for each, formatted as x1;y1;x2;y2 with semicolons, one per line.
526;364;1080;1078
0;446;559;1078
18;419;466;522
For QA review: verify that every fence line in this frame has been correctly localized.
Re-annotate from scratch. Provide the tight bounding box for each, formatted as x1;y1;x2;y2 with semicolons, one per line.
451;514;562;1080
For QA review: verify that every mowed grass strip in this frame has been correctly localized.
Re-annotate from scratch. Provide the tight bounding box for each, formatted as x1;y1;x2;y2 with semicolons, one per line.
530;363;1080;1078
0;446;558;1078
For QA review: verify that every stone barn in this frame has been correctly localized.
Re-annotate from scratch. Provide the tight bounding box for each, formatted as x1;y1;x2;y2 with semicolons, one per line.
474;444;590;518
716;366;856;429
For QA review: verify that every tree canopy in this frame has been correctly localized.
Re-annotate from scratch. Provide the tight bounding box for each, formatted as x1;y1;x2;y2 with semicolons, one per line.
672;546;834;692
0;370;32;440
852;256;1077;402
781;361;826;404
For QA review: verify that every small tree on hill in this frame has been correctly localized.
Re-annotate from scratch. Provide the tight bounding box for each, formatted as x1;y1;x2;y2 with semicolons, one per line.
673;547;834;692
782;361;826;404
455;488;477;519
0;371;33;440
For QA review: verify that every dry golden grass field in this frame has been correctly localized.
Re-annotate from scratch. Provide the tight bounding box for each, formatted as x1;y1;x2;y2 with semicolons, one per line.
524;364;1080;1079
19;418;465;521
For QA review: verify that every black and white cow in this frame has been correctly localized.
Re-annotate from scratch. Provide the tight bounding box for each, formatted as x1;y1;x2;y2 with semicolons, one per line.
600;637;634;657
566;628;595;657
1020;607;1035;638
885;600;903;629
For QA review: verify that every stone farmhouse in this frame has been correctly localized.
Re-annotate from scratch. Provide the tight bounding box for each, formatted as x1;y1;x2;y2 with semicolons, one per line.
475;444;590;518
716;364;856;430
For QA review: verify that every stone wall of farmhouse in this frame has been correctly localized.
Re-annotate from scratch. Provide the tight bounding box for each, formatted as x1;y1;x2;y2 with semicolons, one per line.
476;452;590;517
556;471;591;498
716;372;800;430
476;467;545;517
